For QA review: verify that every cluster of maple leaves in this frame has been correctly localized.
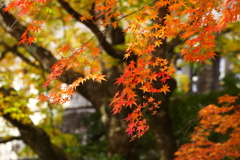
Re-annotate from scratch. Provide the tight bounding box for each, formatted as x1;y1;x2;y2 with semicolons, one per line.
175;94;240;159
3;0;240;152
111;57;174;139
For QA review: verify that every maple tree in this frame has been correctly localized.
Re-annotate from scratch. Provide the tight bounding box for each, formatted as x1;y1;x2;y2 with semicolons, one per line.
0;0;239;159
175;94;240;160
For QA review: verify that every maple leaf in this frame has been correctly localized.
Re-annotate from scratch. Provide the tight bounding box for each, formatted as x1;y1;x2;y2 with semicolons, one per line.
37;94;49;102
148;72;157;82
30;25;42;33
20;30;28;39
161;75;170;83
125;113;133;122
111;21;118;29
123;52;131;59
137;124;146;132
151;110;157;115
218;94;238;104
91;47;101;58
115;75;125;85
111;102;124;115
139;85;149;93
149;10;158;20
64;14;73;22
148;97;155;103
95;73;107;83
126;126;135;136
3;2;14;12
126;99;137;108
79;16;86;21
157;71;165;77
19;37;28;45
27;36;36;45
161;84;170;94
131;112;140;121
154;40;163;47
58;44;70;54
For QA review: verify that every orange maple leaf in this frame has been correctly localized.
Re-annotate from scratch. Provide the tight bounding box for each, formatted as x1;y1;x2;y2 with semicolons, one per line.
58;44;70;54
95;73;107;83
19;37;28;45
148;97;155;103
161;84;170;94
115;75;125;85
27;36;36;45
79;16;86;22
91;47;101;58
111;21;118;29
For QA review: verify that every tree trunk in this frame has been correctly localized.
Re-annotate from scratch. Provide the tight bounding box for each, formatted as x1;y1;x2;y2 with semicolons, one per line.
107;113;139;160
151;78;177;160
5;117;69;160
150;5;179;158
75;67;139;160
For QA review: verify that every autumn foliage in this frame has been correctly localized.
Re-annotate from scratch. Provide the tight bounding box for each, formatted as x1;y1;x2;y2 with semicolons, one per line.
175;94;240;159
2;0;240;150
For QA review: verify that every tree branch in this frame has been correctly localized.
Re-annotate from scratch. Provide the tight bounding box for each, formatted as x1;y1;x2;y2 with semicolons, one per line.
0;7;115;112
0;87;69;160
1;43;41;68
56;0;125;59
0;136;22;144
0;9;57;72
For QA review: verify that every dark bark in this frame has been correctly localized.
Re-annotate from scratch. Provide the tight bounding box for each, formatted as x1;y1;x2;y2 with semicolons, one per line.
107;113;139;160
75;67;139;160
0;136;21;144
151;78;177;160
0;87;68;160
4;115;69;160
